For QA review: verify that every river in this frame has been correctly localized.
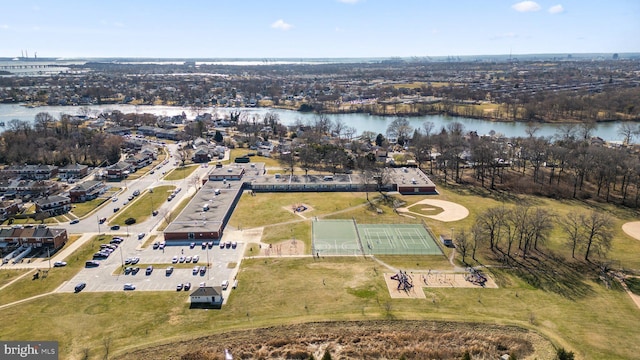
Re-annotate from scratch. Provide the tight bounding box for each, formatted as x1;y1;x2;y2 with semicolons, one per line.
0;103;633;142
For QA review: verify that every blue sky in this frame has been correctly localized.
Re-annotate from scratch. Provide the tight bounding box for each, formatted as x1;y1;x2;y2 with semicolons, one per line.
0;0;638;58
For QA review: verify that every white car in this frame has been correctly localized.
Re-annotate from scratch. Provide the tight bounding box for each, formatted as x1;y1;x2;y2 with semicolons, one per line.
123;283;136;290
172;256;178;264
53;261;67;267
192;255;199;263
112;197;118;202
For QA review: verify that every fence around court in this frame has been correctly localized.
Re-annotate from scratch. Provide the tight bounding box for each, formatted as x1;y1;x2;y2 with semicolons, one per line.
312;219;443;256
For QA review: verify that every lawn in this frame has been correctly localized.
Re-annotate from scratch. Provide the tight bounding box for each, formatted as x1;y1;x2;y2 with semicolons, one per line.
163;165;198;181
0;234;97;305
2;186;640;359
1;256;639;359
228;191;368;229
110;185;175;226
229;149;281;168
71;197;109;218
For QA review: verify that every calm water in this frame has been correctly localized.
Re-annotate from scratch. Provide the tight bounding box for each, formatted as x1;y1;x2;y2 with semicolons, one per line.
0;103;633;142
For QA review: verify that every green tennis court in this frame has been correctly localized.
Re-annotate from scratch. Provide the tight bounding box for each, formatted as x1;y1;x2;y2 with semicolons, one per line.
359;224;442;255
312;219;361;256
312;220;442;256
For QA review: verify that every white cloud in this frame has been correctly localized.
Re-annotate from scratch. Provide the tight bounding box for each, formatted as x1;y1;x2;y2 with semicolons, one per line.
548;4;564;14
0;24;8;29
512;1;541;12
337;0;362;3
271;19;293;31
335;27;344;33
114;22;125;28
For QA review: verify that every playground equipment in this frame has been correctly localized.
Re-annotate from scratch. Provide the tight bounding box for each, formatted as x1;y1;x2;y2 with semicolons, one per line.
390;270;413;292
465;268;487;287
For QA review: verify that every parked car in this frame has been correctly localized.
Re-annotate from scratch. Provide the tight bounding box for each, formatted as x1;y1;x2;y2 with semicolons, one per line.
192;266;199;275
131;267;140;275
179;256;186;263
130;257;140;264
221;280;229;290
53;261;67;267
172;256;179;264
137;233;145;240
110;225;120;231
85;260;100;268
124;217;136;225
185;256;192;263
166;266;174;275
201;242;207;249
153;242;160;249
123;283;136;291
231;241;238;249
145;265;153;275
99;217;107;224
74;282;87;293
152;210;159;216
70;219;80;224
199;266;206;275
133;190;140;196
192;255;199;263
176;283;183;291
190;242;196;249
113;207;120;212
112;197;118;202
124;267;133;275
184;282;191;291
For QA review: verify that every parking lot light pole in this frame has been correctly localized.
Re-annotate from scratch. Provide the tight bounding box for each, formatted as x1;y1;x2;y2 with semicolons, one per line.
119;245;125;270
97;215;101;234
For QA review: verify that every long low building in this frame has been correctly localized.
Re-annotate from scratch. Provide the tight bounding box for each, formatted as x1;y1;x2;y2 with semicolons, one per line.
0;225;68;250
163;162;436;243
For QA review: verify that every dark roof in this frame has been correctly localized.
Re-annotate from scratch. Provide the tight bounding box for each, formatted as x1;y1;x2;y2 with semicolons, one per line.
189;286;222;297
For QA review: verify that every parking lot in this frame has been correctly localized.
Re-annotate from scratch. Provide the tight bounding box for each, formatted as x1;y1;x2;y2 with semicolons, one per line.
58;237;243;295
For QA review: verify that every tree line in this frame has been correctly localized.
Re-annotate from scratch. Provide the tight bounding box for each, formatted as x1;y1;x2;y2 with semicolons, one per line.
0;113;122;166
456;205;613;264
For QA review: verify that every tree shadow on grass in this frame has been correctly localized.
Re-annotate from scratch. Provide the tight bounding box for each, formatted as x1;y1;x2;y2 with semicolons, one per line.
490;250;600;301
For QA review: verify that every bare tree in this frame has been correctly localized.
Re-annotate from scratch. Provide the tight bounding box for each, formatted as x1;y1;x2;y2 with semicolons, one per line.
386;117;413;145
560;212;583;259
455;229;471;264
581;211;614;262
617;122;638;145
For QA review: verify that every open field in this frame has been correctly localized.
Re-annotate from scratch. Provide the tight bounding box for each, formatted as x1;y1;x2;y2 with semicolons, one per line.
229;148;281;167
71;197;109;218
2;187;640;359
110;185;175;226
163;164;199;181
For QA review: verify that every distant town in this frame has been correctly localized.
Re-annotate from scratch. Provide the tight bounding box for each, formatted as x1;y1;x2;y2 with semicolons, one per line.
1;54;639;123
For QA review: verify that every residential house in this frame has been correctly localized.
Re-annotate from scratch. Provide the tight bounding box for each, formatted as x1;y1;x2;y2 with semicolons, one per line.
34;195;71;216
0;164;59;180
58;164;89;180
69;181;106;203
189;286;224;309
0;180;58;198
105;126;131;136
106;162;133;181
0;201;21;221
0;226;68;251
125;153;153;170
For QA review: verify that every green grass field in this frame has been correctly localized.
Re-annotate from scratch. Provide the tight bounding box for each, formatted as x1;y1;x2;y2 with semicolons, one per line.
2;185;640;359
110;185;175;226
163;165;198;181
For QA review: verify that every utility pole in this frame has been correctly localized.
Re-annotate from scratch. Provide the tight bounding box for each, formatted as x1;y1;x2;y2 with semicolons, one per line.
47;247;51;269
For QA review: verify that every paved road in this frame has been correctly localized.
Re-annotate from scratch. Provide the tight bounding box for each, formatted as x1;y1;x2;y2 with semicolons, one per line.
2;141;243;298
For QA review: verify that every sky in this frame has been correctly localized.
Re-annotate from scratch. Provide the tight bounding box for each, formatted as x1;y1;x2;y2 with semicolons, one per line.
0;0;638;59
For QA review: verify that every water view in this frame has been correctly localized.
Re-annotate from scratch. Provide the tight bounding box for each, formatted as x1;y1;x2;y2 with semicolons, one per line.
0;103;631;142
